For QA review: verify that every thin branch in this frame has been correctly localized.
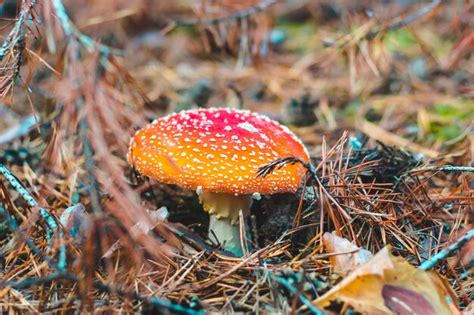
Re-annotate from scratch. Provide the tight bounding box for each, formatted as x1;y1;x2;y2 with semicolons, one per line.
172;0;277;27
0;206;60;271
257;157;317;181
323;0;443;50
0;164;67;270
268;270;325;315
50;0;123;56
0;163;57;236
79;115;103;215
382;0;442;33
1;270;205;315
0;0;38;96
419;229;474;271
408;165;474;174
0;0;36;61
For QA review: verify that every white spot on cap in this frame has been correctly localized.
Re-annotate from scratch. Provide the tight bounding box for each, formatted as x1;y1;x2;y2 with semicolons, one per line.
238;122;259;133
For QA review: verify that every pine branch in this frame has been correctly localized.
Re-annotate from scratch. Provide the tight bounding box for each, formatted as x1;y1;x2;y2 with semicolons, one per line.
1;269;205;315
0;163;57;236
257;157;317;181
0;164;67;270
0;0;38;96
50;0;123;56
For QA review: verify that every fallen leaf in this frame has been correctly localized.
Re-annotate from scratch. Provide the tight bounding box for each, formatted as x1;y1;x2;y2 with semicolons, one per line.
382;285;435;315
462;302;473;315
102;206;169;259
314;247;460;314
59;203;91;245
323;232;373;275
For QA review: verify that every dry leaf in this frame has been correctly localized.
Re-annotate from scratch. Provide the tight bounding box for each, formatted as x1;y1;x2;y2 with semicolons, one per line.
314;247;460;314
102;206;169;259
323;232;373;275
382;285;436;315
59;203;91;245
462;302;473;315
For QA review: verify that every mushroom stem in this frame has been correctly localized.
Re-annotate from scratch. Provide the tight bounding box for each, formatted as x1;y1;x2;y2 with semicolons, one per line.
208;215;243;256
198;191;252;256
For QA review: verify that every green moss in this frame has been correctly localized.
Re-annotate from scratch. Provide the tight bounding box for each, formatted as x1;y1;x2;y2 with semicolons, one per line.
432;101;474;120
384;28;453;59
425;100;474;142
275;21;319;55
427;123;463;142
384;29;417;53
343;99;362;119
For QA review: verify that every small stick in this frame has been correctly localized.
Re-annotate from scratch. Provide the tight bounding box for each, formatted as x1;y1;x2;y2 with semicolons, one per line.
1;270;205;315
173;0;277;27
0;0;37;60
0;163;57;236
0;206;59;270
409;165;474;173
0;163;66;270
51;0;122;56
419;229;474;271
268;271;324;315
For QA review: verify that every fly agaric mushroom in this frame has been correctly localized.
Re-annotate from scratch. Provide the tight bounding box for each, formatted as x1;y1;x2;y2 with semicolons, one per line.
128;108;309;256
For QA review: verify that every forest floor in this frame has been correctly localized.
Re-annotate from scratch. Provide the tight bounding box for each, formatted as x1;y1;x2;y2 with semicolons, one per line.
0;1;473;314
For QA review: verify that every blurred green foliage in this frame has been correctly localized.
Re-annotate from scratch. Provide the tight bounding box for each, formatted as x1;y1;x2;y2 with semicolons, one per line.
425;101;473;143
277;21;320;55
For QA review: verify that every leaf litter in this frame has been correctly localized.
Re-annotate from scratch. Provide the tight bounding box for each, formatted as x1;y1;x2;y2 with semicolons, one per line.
0;0;473;313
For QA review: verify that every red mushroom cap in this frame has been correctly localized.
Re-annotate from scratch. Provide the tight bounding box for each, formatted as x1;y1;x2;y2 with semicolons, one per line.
128;108;310;195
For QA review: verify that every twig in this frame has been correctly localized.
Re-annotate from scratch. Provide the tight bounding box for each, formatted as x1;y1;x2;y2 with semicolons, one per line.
0;0;38;96
0;163;57;237
94;280;205;315
2;270;75;290
50;0;122;56
172;0;277;27
356;120;439;158
257;157;317;181
356;0;444;40
409;165;474;174
419;229;474;271
381;0;442;34
0;165;67;270
0;206;60;271
0;0;36;61
0;114;38;145
295;0;444;73
79;117;103;214
267;270;324;315
1;270;204;315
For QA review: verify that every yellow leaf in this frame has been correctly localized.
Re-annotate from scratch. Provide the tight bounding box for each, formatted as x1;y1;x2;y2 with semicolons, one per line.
314;247;459;314
323;232;373;275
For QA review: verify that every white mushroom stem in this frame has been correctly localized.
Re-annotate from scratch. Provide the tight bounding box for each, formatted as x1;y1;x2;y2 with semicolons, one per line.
208;216;243;256
197;191;252;256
